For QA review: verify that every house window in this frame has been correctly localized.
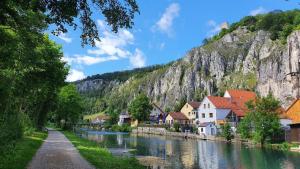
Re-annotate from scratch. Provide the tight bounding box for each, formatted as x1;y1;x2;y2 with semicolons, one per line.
208;103;210;108
209;113;213;118
202;113;205;118
204;104;206;109
188;112;191;116
171;120;173;124
201;128;203;132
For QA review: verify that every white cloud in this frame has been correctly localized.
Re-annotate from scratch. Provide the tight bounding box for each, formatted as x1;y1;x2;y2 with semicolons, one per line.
130;49;146;68
65;19;146;70
66;69;86;82
207;20;222;37
58;33;72;43
250;7;267;16
153;3;180;36
63;55;119;65
159;42;165;50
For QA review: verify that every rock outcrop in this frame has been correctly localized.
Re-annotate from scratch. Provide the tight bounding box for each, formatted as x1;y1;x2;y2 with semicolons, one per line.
76;28;300;109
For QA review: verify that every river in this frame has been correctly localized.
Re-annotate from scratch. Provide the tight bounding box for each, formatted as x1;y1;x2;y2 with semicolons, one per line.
77;130;300;169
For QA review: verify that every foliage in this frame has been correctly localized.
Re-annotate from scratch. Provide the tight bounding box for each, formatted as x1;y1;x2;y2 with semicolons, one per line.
221;123;234;142
0;0;139;46
52;84;84;130
111;124;132;132
63;131;145;169
128;93;152;121
204;10;300;45
237;94;282;145
0;131;47;169
0;25;67;147
173;122;181;132
174;97;187;112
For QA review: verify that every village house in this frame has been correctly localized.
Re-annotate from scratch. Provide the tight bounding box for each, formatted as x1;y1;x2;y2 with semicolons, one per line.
118;112;131;126
180;101;201;124
165;112;190;126
197;89;256;136
150;103;167;124
284;99;300;142
90;114;110;124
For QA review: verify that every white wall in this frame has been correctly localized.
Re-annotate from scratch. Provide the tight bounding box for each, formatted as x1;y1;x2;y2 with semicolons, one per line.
223;90;231;98
280;119;292;127
198;97;217;123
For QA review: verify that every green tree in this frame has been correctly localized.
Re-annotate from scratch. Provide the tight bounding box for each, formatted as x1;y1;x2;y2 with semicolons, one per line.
0;0;139;46
173;122;181;132
221;123;234;142
128;93;152;122
237;94;281;145
174;97;186;112
55;84;84;129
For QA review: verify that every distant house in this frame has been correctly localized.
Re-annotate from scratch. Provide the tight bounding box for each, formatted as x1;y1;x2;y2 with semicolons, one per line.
165;112;189;126
91;114;110;124
197;89;256;136
150;103;167;124
180;101;201;124
285;99;300;123
118;112;131;126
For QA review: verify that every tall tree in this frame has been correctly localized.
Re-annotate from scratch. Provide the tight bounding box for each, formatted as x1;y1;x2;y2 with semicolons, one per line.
128;93;152;122
237;94;282;145
55;84;84;129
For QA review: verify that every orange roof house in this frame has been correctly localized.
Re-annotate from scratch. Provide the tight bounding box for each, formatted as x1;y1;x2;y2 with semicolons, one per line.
285;99;300;123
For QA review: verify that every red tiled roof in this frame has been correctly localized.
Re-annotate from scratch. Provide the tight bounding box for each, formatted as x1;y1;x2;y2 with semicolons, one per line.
169;112;189;120
188;101;201;109
207;89;256;117
226;89;256;99
207;96;232;109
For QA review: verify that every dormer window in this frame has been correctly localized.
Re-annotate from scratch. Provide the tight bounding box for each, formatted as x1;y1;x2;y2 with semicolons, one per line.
204;104;206;109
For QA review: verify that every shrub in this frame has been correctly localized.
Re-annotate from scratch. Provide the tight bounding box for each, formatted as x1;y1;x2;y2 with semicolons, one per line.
173;122;180;132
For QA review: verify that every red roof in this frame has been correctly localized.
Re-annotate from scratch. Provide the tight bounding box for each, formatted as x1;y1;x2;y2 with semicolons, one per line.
206;90;256;117
168;112;188;120
188;101;201;109
207;96;232;109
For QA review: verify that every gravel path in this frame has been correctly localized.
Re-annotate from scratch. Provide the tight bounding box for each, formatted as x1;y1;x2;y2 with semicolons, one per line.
27;129;95;169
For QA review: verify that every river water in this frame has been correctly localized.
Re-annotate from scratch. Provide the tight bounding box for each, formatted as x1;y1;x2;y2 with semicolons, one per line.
78;130;300;169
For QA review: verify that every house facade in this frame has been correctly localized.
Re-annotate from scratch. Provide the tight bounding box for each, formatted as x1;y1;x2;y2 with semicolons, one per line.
165;112;190;126
180;101;200;124
197;89;256;136
150;103;167;124
118;112;131;126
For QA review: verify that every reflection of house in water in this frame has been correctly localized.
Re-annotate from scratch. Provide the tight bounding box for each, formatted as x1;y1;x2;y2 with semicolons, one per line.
117;134;123;146
87;134;105;143
180;140;198;169
197;141;220;169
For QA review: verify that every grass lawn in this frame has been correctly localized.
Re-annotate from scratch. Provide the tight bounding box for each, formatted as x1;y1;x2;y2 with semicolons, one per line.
0;131;47;169
62;131;145;169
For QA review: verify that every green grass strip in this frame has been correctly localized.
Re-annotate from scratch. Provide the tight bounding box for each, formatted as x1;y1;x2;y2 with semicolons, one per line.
62;131;145;169
0;131;47;169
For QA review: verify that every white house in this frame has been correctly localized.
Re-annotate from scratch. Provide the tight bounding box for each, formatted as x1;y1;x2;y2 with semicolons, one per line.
198;122;217;136
118;112;131;126
197;89;256;136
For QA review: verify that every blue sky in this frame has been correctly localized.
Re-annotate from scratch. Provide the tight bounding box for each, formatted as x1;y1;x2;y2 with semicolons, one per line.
48;0;298;81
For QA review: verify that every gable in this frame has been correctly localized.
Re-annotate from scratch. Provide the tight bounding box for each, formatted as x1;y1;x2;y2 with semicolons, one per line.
286;99;300;123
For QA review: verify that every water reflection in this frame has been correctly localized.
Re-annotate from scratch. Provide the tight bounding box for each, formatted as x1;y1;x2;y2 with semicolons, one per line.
81;131;300;169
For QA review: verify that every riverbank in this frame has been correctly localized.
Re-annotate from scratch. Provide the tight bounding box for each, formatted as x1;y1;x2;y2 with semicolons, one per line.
62;131;145;169
0;131;47;169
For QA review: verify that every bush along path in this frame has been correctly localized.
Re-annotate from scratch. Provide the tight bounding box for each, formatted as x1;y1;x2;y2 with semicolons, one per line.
27;128;94;169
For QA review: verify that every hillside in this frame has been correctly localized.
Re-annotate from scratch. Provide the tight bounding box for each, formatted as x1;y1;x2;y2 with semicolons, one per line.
76;10;300;115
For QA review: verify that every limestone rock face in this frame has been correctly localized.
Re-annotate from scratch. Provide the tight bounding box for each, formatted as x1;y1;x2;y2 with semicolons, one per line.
76;29;300;109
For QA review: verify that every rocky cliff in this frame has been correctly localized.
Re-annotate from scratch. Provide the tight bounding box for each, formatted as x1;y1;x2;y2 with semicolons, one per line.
76;27;300;110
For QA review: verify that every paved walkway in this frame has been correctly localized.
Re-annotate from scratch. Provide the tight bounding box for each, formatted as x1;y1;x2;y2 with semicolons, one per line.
27;129;95;169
